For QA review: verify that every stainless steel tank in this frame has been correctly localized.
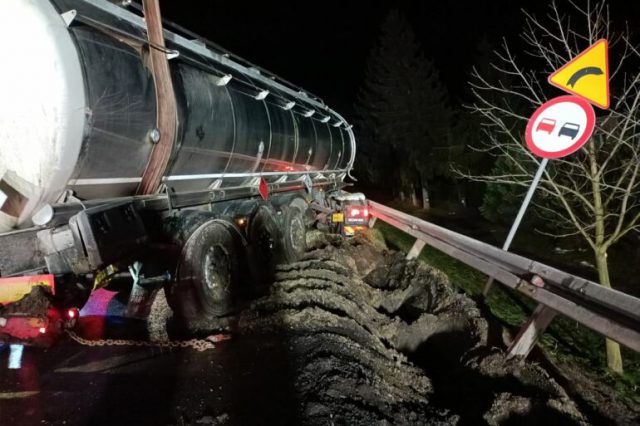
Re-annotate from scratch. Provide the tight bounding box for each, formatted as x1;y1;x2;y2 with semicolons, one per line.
0;0;355;231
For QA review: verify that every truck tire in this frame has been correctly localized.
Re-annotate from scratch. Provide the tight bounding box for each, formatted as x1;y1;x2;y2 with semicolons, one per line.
281;205;307;263
166;220;239;320
247;205;284;286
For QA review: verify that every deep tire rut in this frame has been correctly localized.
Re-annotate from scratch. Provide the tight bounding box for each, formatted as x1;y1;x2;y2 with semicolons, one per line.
151;231;616;425
221;232;590;425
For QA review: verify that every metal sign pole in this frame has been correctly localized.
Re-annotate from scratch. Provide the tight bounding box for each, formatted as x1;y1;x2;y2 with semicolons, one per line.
483;158;549;296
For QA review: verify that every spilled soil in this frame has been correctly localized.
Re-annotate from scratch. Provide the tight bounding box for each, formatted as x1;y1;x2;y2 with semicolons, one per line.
146;230;640;425
4;231;637;426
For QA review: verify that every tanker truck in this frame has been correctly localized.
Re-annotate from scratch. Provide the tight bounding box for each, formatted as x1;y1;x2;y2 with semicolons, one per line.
0;0;369;344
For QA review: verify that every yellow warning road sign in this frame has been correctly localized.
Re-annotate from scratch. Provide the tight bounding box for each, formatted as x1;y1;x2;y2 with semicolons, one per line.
548;39;610;109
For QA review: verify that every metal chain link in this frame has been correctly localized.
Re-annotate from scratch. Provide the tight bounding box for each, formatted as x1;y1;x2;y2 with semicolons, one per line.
65;330;230;352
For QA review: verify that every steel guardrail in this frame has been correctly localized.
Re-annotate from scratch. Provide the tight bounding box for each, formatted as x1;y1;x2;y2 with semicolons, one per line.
369;200;640;353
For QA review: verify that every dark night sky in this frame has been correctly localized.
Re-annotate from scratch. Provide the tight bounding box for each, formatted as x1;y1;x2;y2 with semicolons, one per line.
158;1;640;118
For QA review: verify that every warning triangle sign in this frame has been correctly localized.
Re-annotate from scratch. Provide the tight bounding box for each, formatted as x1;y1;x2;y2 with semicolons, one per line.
548;39;610;109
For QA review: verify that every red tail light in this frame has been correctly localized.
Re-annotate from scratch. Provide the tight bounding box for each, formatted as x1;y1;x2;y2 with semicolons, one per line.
67;308;77;319
38;327;46;334
349;207;369;217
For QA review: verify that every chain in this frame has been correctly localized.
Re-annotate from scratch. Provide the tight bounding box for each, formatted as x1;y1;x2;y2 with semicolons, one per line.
65;330;230;352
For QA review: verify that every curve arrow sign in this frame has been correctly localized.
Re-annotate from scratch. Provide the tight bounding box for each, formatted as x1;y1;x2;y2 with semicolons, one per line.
567;66;603;88
548;39;610;109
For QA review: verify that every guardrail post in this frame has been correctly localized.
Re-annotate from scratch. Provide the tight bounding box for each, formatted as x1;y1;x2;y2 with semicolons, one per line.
406;239;426;260
507;303;557;359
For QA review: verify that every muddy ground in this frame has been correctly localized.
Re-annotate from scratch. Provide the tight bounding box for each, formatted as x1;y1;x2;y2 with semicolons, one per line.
146;230;639;425
3;230;637;425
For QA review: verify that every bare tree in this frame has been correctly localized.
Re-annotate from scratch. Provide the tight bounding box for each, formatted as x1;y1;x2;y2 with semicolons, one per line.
457;0;640;374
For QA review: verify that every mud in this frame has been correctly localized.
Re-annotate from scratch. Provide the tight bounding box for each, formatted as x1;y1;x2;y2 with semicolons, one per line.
149;230;636;425
0;284;52;315
550;359;640;425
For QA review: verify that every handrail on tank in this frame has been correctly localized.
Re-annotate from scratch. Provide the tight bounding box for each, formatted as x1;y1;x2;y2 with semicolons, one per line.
126;1;326;107
79;2;343;121
78;0;357;173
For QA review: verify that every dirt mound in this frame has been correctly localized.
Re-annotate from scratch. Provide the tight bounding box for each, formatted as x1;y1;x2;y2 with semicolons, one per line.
236;261;454;425
229;232;587;425
0;284;52;315
550;359;640;425
147;231;603;424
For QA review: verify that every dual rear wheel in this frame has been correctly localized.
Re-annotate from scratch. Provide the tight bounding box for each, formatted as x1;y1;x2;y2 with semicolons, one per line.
165;221;238;319
165;199;309;322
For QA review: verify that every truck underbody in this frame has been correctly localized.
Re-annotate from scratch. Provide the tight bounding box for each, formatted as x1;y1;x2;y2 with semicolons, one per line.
0;180;370;344
0;0;367;343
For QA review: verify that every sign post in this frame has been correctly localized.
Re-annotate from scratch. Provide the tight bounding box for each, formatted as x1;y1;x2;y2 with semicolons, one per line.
482;159;548;295
483;95;596;296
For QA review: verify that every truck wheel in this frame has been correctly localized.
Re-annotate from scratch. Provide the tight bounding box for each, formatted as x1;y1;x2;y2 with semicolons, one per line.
167;220;239;320
248;205;284;286
282;206;307;263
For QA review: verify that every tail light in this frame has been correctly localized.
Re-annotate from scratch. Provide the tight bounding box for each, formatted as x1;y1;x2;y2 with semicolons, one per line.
66;308;78;319
38;326;46;334
349;207;369;217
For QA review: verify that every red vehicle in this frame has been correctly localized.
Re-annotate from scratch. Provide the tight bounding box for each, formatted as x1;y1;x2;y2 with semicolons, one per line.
536;118;556;134
0;275;78;346
329;193;370;237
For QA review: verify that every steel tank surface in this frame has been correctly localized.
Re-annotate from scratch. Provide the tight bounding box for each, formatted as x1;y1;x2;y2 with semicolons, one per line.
0;0;355;231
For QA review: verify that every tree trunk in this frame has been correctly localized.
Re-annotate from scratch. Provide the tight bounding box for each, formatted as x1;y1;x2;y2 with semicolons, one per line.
588;139;623;374
457;184;467;209
594;248;624;373
421;181;430;210
410;185;418;207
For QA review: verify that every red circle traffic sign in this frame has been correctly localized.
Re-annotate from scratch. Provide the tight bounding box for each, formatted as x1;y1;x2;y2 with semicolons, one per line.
525;95;595;159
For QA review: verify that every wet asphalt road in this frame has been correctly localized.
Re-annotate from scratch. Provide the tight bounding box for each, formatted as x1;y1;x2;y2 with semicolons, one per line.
0;290;297;426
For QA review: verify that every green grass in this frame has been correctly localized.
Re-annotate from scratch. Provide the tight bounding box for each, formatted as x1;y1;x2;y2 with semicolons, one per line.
374;220;640;407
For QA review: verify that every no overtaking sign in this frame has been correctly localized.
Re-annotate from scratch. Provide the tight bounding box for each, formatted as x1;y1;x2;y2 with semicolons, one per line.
525;95;595;159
